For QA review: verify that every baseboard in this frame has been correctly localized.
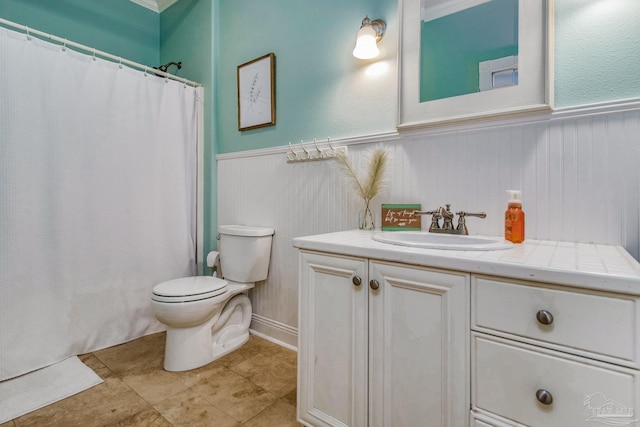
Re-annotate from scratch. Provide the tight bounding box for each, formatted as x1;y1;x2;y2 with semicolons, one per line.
249;313;298;351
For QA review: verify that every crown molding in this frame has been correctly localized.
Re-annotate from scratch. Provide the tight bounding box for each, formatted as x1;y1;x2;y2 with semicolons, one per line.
129;0;179;13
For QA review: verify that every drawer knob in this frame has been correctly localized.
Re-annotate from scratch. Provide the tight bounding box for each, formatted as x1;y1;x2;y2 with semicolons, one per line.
369;279;380;290
536;389;553;405
536;309;554;325
352;276;362;286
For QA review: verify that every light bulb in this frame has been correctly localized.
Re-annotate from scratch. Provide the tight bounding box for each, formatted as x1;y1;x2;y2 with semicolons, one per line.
352;25;379;59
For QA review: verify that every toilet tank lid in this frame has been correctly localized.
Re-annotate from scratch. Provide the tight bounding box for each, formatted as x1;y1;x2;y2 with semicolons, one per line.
218;225;274;237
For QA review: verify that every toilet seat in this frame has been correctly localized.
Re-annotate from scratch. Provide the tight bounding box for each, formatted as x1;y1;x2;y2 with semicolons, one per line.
152;276;228;303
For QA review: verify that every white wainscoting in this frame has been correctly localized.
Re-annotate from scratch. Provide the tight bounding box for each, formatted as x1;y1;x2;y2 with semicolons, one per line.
218;100;640;347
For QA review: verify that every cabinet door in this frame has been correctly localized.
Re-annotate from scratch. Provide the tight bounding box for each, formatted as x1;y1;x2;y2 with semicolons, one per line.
298;251;368;427
369;261;469;427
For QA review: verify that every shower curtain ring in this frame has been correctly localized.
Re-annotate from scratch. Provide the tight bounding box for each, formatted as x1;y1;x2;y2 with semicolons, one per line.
62;39;67;52
118;57;123;69
25;26;32;41
92;48;96;61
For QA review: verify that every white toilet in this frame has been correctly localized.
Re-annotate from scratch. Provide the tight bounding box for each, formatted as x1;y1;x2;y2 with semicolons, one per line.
151;225;274;372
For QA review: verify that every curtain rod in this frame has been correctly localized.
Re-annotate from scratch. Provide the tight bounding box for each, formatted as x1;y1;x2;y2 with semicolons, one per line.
0;17;201;88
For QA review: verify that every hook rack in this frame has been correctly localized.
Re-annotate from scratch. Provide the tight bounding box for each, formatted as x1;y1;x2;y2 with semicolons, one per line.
286;138;347;163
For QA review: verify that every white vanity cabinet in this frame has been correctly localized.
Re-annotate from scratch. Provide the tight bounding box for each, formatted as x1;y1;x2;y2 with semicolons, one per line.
470;275;640;427
294;230;640;427
297;250;469;427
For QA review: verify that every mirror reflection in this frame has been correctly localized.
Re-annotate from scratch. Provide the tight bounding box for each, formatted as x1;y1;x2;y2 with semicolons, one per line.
420;0;519;102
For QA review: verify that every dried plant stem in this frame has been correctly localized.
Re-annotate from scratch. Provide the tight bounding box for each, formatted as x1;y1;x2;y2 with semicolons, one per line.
335;147;389;229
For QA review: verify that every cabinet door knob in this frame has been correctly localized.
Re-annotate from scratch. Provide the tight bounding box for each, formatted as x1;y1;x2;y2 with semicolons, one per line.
536;389;553;405
369;279;380;290
352;276;362;286
536;309;554;325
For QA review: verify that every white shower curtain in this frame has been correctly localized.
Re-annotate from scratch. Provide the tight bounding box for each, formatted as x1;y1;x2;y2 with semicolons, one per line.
0;27;198;381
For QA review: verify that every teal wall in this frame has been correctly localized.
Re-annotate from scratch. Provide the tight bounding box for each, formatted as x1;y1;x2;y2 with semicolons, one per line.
0;0;159;65
160;0;216;269
214;0;640;155
215;0;397;154
420;0;518;102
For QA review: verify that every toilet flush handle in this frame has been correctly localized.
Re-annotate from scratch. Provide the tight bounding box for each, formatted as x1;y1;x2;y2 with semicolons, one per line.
206;251;222;277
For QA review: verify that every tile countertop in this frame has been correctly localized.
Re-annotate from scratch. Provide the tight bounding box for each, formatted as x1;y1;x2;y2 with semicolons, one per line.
293;230;640;296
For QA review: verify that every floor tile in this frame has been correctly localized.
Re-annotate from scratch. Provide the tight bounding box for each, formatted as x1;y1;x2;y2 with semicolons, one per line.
191;368;277;423
13;377;150;427
107;408;173;427
8;333;299;426
214;335;275;369
79;353;116;380
153;388;239;427
122;364;189;405
282;388;297;407
170;358;228;388
242;400;301;427
231;346;297;397
93;332;165;376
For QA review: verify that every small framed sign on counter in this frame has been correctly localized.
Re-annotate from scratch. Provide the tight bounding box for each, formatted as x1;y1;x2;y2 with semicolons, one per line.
381;204;422;231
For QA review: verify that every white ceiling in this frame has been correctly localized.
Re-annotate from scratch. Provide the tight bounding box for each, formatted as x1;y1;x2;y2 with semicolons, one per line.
129;0;179;13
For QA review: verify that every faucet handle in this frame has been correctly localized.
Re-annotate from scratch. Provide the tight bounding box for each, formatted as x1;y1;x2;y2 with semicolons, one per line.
413;209;439;216
455;211;487;235
456;211;487;219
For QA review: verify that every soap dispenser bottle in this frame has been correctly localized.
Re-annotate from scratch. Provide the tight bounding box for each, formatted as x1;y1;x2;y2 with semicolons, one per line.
505;190;525;243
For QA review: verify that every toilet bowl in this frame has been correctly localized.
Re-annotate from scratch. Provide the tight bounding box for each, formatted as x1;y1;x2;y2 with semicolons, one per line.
151;225;274;372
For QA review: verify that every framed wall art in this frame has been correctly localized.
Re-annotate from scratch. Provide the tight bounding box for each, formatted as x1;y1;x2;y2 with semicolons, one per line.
237;52;276;131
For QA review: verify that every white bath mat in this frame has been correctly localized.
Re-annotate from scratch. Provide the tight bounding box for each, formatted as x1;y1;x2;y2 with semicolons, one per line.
0;356;103;423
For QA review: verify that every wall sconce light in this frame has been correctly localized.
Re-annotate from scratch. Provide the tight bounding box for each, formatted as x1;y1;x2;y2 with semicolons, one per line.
352;16;387;60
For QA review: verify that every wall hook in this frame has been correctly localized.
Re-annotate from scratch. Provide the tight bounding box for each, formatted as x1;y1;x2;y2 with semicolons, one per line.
300;140;310;159
285;137;346;163
313;138;324;158
327;137;336;152
287;142;298;161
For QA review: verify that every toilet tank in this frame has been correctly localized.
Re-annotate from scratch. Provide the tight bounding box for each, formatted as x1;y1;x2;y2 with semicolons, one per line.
218;225;275;283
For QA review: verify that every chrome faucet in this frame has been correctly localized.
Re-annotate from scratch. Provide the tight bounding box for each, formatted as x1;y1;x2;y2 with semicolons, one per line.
414;204;486;235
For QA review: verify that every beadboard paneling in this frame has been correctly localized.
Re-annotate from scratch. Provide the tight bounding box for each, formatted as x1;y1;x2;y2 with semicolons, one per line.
217;107;640;346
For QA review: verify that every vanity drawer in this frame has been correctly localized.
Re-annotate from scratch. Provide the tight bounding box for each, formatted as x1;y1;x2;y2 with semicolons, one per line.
472;276;639;365
472;333;639;427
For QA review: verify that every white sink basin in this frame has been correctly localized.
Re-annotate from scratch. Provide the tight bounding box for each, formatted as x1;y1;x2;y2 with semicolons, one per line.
372;232;513;251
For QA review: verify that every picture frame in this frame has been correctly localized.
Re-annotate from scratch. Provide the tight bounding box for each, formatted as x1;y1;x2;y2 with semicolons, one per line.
397;0;554;130
237;53;276;131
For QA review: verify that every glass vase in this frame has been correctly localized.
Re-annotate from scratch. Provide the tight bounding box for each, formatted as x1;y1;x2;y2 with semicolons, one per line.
359;200;375;230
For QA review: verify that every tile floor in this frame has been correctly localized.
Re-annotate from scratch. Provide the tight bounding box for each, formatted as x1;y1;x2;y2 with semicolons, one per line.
3;333;301;427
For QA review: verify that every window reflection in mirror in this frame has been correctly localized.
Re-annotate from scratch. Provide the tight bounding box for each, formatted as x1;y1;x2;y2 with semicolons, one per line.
420;0;519;103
